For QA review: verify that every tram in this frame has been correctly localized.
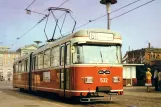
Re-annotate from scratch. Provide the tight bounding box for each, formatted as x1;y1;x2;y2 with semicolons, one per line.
13;28;123;102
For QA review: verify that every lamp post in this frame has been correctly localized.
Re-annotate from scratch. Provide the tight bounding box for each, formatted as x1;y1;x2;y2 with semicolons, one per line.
100;0;117;30
34;41;42;46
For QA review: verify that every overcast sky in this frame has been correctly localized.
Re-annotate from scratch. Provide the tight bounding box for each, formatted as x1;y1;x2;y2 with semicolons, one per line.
0;0;160;55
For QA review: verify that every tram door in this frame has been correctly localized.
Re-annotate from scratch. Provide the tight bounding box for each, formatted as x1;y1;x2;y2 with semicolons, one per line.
60;43;71;96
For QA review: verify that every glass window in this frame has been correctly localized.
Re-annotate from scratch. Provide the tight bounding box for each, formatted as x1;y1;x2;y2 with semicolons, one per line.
18;62;22;72
32;56;36;70
51;46;60;67
44;49;51;68
16;63;18;72
66;44;71;65
25;59;28;72
35;56;38;70
61;46;64;66
74;45;121;64
38;52;44;69
21;61;24;72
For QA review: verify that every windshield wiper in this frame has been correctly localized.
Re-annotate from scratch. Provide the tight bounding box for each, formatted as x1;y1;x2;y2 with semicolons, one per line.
100;50;103;63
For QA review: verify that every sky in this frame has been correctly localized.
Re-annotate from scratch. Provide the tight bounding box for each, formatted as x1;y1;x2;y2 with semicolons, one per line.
0;0;160;56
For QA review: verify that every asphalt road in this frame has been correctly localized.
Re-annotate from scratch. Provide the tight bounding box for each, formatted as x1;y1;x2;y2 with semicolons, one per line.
0;81;161;107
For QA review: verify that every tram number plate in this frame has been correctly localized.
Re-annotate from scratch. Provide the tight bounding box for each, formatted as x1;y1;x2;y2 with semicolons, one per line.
100;78;108;83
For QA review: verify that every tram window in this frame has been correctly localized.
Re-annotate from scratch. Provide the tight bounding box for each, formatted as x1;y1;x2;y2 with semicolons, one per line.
60;46;64;66
24;59;28;72
74;45;121;64
44;49;50;68
38;52;44;69
21;61;25;72
18;62;22;72
32;56;37;70
51;46;60;67
26;59;29;72
16;63;18;72
66;44;71;65
35;56;38;70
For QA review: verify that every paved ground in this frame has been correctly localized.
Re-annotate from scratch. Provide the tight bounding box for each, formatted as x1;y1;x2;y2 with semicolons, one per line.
0;81;161;107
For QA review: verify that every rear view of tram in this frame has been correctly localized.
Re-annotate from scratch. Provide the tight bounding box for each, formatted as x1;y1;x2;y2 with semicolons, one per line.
70;29;123;102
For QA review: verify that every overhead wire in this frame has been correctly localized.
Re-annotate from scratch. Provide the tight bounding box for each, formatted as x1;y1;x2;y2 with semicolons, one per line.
64;0;155;35
110;0;155;20
25;0;36;10
11;0;70;47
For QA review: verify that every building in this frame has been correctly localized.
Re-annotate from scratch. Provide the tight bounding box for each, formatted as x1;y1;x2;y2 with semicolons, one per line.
0;44;38;81
122;43;161;86
16;44;38;56
123;64;144;86
123;43;161;65
0;47;19;81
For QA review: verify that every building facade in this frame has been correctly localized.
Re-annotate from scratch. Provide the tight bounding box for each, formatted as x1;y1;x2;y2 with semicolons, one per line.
16;44;38;56
0;44;38;81
0;46;19;81
124;48;161;65
122;44;161;86
123;64;144;86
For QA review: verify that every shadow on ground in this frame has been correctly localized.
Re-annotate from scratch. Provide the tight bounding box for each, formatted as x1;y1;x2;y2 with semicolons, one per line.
1;88;119;106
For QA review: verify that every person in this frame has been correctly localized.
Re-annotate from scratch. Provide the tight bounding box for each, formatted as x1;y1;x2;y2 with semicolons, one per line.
154;68;159;91
145;68;152;92
158;70;161;90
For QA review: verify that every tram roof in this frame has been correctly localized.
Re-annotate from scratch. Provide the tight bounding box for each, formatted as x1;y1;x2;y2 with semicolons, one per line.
32;28;121;54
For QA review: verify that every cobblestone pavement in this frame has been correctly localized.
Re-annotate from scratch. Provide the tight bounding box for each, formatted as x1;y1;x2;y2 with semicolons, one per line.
0;81;161;107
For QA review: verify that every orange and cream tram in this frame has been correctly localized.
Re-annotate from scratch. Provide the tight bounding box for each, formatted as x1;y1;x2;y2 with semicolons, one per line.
13;28;123;102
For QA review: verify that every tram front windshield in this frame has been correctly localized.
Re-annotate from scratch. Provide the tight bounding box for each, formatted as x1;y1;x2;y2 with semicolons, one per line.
76;44;121;64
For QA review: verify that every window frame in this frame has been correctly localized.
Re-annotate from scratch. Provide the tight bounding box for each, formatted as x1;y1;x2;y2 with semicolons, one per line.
44;49;51;68
38;52;44;69
51;45;60;67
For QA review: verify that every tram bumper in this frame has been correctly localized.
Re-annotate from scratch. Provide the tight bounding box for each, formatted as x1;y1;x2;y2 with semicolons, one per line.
80;92;118;102
79;86;118;103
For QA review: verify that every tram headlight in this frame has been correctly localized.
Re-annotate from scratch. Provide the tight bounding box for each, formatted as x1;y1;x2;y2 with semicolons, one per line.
113;76;120;83
84;77;94;84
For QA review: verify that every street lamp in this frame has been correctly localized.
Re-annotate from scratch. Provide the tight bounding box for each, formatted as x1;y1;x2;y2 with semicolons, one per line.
34;41;42;46
26;9;31;15
100;0;117;30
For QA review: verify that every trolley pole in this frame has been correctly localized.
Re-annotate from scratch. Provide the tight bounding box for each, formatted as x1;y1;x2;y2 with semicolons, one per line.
100;0;117;30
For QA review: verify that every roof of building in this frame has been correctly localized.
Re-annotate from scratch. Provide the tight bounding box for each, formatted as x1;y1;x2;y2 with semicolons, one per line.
16;44;38;51
0;51;18;54
128;48;161;53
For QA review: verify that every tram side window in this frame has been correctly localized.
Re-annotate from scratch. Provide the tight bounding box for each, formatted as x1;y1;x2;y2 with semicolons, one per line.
51;46;60;67
60;46;64;66
24;59;28;72
66;44;71;65
16;63;18;72
32;56;36;70
35;56;38;70
38;52;44;69
21;61;25;72
44;49;50;68
18;62;22;72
